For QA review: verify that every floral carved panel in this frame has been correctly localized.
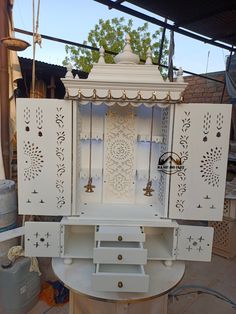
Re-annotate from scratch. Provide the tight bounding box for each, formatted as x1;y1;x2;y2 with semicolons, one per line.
103;105;136;203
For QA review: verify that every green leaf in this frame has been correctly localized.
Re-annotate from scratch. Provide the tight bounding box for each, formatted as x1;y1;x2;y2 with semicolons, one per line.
63;17;168;73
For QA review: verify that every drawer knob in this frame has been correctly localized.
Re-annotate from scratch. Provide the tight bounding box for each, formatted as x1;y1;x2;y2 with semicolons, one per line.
117;254;123;261
118;235;123;241
118;281;123;288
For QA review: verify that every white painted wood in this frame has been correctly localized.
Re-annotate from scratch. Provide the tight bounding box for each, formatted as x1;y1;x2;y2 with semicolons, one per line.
17;34;225;284
79;169;102;180
64;214;175;227
72;101;79;215
24;222;61;257
93;241;147;264
114;35;140;64
75;203;171;226
144;227;176;260
64;258;73;265
95;226;145;242
135;106;162;207
159;105;174;217
92;264;149;292
169;103;232;221
61;37;187;103
176;225;214;262
80;132;103;141
77;104;105;205
17;99;72;216
0;226;25;242
137;134;163;143
136;169;159;181
52;258;185;301
61;225;94;258
103;105;136;204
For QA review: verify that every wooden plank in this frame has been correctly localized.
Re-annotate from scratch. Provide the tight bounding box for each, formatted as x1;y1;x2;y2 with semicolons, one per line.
69;289;167;314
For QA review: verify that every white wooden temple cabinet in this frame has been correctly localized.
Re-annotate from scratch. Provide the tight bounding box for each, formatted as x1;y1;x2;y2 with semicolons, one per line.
16;35;231;293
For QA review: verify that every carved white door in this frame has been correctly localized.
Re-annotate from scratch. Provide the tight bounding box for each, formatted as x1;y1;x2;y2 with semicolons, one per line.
169;103;231;220
25;222;61;257
176;225;214;262
17;99;72;216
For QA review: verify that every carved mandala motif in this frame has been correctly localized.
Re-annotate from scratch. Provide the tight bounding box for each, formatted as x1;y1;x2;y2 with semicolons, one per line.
23;141;44;180
109;139;131;161
200;147;222;187
103;105;135;200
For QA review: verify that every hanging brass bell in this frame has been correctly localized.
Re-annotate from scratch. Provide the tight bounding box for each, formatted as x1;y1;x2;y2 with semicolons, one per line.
143;180;154;196
84;177;95;193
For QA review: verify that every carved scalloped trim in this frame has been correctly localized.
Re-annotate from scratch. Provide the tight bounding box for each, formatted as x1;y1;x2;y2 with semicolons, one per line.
64;89;183;106
75;101;173;108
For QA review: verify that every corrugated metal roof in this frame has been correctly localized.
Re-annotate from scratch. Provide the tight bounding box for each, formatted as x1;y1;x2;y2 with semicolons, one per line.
19;57;88;79
127;0;236;46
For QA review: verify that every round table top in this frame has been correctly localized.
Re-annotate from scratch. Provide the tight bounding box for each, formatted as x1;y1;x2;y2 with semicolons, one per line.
52;258;185;303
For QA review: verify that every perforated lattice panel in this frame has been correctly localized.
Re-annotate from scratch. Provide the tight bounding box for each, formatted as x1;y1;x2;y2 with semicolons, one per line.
210;221;230;250
209;219;236;258
223;200;230;217
223;198;236;220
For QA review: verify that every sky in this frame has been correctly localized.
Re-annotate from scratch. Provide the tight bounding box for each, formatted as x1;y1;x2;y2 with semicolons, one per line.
13;0;230;75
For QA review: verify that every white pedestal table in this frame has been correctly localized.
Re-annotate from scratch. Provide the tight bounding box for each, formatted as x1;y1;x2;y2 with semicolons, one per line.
52;258;185;314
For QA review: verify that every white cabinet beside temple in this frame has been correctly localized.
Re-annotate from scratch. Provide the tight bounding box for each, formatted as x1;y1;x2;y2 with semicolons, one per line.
169;103;231;221
17;99;72;216
24;221;214;263
17;35;232;293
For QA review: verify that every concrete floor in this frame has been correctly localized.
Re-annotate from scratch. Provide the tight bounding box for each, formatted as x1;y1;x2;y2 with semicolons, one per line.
28;254;236;314
168;254;236;314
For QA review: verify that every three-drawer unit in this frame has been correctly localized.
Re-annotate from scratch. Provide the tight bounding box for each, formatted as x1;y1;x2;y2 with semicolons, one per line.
92;226;149;292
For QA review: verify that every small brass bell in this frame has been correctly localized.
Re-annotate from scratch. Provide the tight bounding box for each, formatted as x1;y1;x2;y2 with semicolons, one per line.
143;180;154;197
84;177;95;193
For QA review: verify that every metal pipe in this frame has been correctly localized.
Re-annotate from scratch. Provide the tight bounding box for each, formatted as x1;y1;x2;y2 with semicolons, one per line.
14;27;116;54
93;0;236;53
14;28;225;84
31;0;36;98
220;46;234;103
157;18;167;66
0;0;10;178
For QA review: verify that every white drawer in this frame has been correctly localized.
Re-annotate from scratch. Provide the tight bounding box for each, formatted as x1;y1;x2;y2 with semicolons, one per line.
95;226;145;242
92;264;149;293
93;241;147;264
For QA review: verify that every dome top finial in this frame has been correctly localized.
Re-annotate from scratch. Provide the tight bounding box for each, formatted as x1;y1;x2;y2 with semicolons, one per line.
145;47;153;65
97;46;105;64
114;34;140;64
125;34;131;45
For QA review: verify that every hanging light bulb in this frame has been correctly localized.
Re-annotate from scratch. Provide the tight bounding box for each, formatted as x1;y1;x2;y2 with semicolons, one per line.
84;102;95;193
143;106;155;196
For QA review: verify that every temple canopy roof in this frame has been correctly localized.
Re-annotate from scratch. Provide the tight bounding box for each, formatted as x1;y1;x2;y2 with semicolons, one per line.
61;35;187;107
